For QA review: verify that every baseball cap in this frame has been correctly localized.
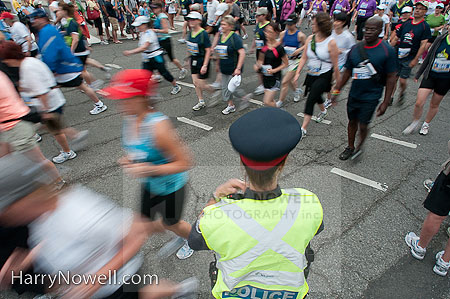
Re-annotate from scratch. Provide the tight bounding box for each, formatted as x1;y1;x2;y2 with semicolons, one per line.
215;3;228;16
376;4;386;9
28;9;48;21
33;0;43;6
0;11;14;20
256;7;268;15
190;3;202;11
186;11;202;20
0;153;51;213
228;75;241;93
401;6;412;13
99;69;156;100
131;15;150;26
285;13;298;24
415;1;429;8
437;3;445;8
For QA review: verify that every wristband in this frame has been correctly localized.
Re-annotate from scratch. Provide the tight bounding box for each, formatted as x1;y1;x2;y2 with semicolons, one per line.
331;89;340;96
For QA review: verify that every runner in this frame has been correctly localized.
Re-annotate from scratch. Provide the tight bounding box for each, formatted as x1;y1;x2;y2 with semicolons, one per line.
331;16;397;160
29;10;107;115
177;0;192;43
0;12;38;57
277;14;305;107
390;1;431;105
298;0;312;27
214;16;247;114
307;0;327;16
100;69;195;260
293;12;340;136
329;0;351;16
0;41;89;164
123;16;182;95
250;7;271;95
254;22;288;107
376;4;390;40
150;2;188;79
389;0;413;33
352;0;377;41
184;11;216;110
389;6;411;44
402;31;450;136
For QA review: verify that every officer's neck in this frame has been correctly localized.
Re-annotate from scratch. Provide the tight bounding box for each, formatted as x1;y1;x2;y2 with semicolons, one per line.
249;181;278;192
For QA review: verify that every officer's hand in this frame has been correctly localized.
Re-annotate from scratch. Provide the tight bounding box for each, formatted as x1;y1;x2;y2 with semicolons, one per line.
213;179;247;199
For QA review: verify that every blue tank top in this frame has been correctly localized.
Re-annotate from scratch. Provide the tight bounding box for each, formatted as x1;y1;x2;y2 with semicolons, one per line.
122;112;188;195
283;30;301;48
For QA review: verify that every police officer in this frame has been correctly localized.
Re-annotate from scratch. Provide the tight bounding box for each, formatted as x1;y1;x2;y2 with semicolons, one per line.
188;107;324;299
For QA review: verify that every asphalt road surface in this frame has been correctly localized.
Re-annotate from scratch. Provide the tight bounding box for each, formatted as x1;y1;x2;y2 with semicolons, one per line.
1;19;450;299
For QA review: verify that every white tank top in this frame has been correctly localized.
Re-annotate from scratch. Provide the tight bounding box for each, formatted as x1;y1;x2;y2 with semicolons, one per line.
306;35;334;76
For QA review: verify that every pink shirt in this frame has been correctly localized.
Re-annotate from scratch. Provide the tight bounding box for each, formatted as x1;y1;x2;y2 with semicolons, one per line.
0;71;30;131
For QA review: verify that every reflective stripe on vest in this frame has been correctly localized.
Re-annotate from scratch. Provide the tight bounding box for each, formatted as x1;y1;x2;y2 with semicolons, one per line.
217;188;306;290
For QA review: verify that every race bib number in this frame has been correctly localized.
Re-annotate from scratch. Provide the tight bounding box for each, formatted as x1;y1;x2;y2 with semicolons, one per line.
398;47;411;59
215;45;228;59
223;286;298;299
284;46;297;57
182;8;187;15
352;66;371;79
335;4;342;10
187;41;199;55
261;64;273;76
256;39;264;49
358;9;366;16
432;58;450;73
168;5;176;13
307;60;321;75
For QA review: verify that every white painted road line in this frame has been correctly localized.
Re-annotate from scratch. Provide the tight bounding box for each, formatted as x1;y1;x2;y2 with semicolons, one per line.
249;99;264;106
177;81;195;88
331;168;388;192
371;133;418;149
297;112;332;125
177;117;213;131
105;63;122;69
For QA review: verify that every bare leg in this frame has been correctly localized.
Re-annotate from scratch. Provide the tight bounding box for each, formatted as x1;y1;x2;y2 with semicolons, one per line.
82;69;94;85
356;123;368;149
86;58;106;70
347;119;358;149
399;77;407;95
279;71;295;103
165;220;192;239
172;58;184;70
301;114;312;130
53;133;71;152
424;92;445;123
263;89;277;107
418;212;446;248
192;74;204;100
78;82;100;104
412;88;432;121
23;146;61;181
442;238;450;263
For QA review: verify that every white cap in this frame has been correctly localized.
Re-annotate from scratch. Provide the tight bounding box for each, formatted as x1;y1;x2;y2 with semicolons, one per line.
33;0;42;5
376;4;386;9
191;3;202;11
215;3;229;16
401;6;412;13
228;75;241;93
186;11;202;20
437;3;445;8
132;15;150;26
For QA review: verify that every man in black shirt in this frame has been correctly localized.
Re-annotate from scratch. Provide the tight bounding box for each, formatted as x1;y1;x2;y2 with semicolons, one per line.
104;0;121;43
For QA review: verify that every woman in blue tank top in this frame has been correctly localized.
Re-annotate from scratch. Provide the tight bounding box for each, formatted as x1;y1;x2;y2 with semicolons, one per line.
277;14;306;107
100;69;195;260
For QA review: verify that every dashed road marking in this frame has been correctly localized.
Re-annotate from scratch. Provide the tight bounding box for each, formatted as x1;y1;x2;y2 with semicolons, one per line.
370;133;418;149
331;168;388;192
105;63;123;69
177;117;213;131
297;112;332;125
249;99;264;106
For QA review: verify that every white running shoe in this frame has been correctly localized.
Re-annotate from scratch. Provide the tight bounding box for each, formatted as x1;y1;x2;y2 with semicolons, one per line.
300;127;307;140
210;81;222;90
419;123;429;135
90;104;107;115
242;34;248;40
192;101;206;111
171;84;181;95
100;40;109;45
178;38;186;44
315;109;327;123
293;88;303;102
433;251;450;276
52;150;77;164
405;232;426;260
402;121;420;135
179;68;188;80
222;105;236;115
176;240;194;260
254;84;265;95
276;100;283;108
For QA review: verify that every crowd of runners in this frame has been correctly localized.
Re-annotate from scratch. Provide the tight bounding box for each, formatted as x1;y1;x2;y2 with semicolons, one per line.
0;0;449;297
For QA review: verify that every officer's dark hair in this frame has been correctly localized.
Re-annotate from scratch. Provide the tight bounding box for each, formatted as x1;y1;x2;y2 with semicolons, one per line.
313;12;332;37
243;158;287;189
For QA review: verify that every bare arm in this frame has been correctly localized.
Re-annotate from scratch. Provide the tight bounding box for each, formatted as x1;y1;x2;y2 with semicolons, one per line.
70;32;79;53
155;17;169;34
234;48;246;75
409;39;429;67
376;72;396;116
123;41;150;55
294;35;312;80
329;39;340;84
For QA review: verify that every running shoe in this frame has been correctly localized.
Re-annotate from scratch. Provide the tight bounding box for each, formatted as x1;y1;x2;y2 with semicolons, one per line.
254;84;264;95
192;101;206;111
339;147;354;160
89;79;104;91
397;92;405;106
405;232;426;260
222;105;236;115
324;99;332;109
34;133;42;143
100;40;109;45
210;82;222;90
178;38;186;44
423;179;434;193
293;88;303;102
242;34;248;40
176;240;194;260
276;100;283;108
179;68;188;80
171;84;181;95
90;104;107;115
157;237;185;259
70;130;89;152
300;128;307;140
315;109;327;123
52;150;77;164
402;121;420;135
419;122;429;135
172;277;199;299
433;251;450;276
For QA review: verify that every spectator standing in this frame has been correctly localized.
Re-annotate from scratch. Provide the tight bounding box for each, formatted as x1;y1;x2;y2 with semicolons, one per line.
105;0;122;43
86;0;109;44
124;0;138;39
